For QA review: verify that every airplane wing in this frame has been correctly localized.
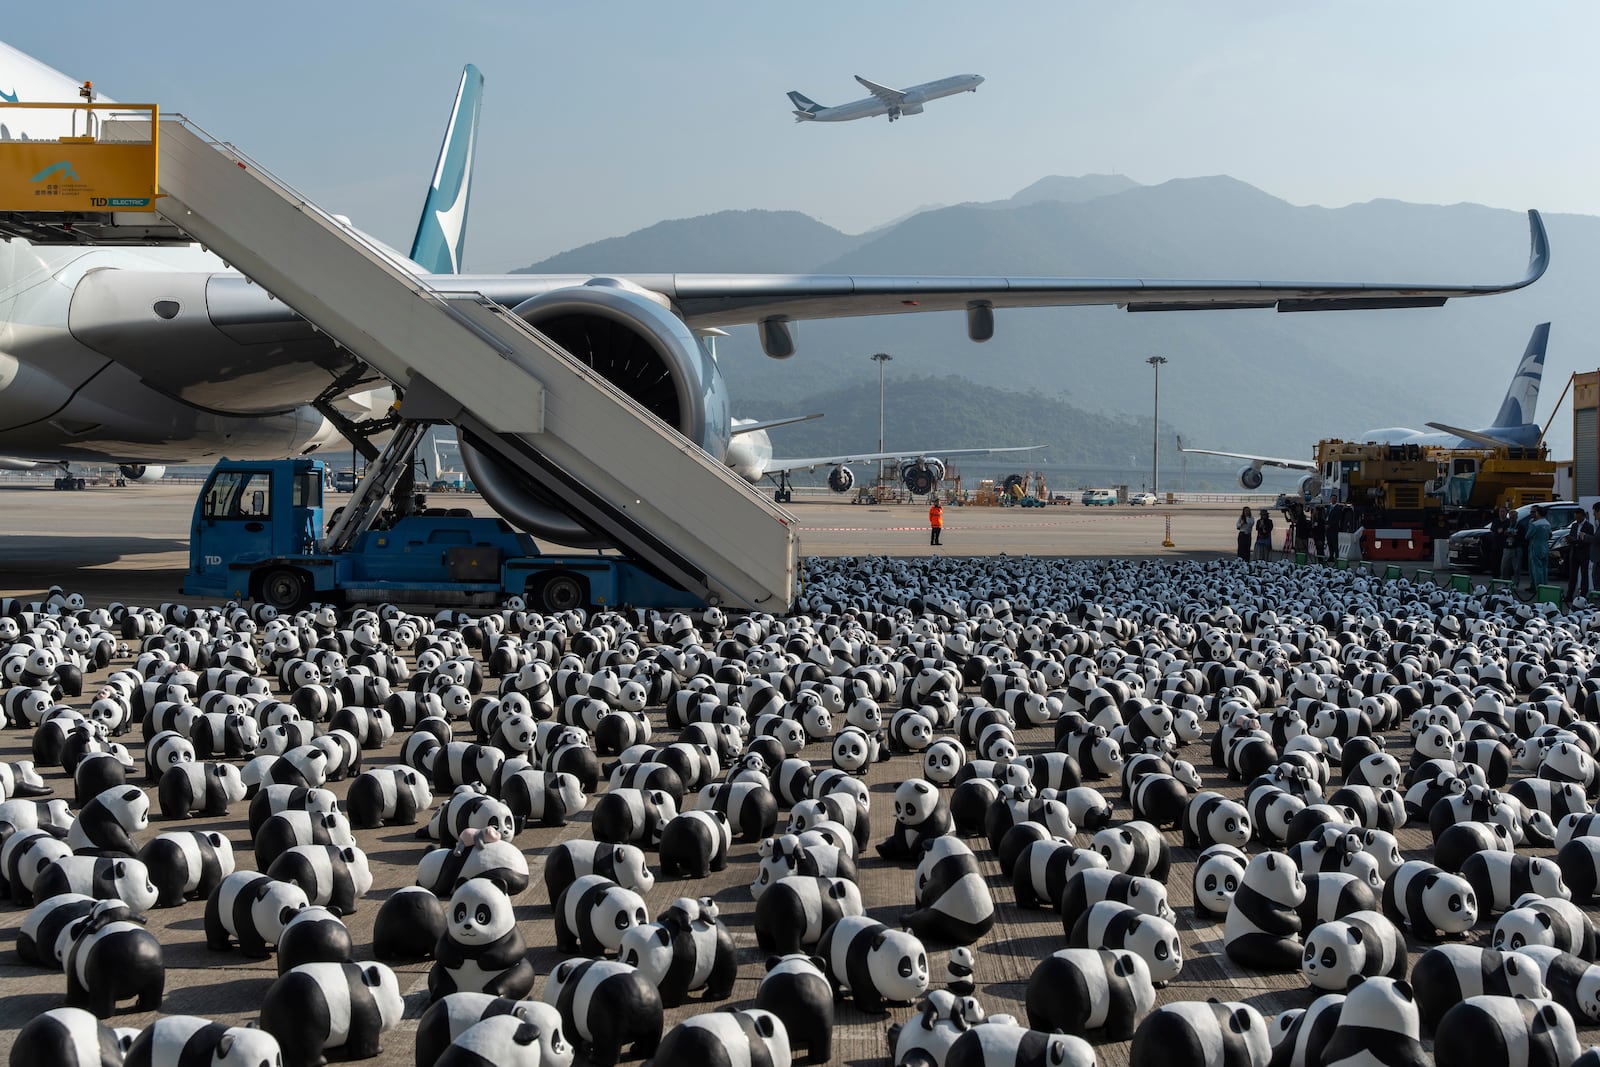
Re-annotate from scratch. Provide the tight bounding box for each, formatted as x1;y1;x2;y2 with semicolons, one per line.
1175;437;1315;473
764;444;1043;475
456;209;1548;329
854;75;907;108
731;413;824;436
1424;421;1533;449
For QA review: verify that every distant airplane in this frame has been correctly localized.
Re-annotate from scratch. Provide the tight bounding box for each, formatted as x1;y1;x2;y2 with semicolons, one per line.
724;416;1042;501
1177;322;1552;490
788;73;984;123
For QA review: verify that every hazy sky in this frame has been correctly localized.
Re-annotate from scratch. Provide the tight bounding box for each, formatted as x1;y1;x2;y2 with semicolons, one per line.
5;2;1594;272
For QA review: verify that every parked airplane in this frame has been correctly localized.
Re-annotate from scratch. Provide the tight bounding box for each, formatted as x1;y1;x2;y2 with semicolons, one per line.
0;41;1550;548
788;73;985;123
1177;322;1551;491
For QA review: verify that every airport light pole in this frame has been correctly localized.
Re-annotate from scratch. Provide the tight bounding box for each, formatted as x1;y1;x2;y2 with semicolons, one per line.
872;352;892;487
1147;355;1167;497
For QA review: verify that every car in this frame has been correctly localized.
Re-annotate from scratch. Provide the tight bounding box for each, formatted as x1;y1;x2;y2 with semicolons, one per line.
1081;489;1118;506
1447;501;1582;573
1128;492;1158;506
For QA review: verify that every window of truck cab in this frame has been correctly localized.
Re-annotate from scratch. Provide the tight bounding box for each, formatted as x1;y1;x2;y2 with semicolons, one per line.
203;469;272;519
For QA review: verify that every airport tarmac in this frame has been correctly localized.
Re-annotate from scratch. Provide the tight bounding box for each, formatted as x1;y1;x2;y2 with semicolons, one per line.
3;483;1542;1067
0;481;1244;604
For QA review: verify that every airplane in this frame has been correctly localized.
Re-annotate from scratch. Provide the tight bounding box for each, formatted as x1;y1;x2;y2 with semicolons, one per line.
788;73;984;123
1176;322;1552;492
0;40;1551;550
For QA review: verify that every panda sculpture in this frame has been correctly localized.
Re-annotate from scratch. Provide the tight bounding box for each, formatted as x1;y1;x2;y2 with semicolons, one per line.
416;826;530;898
1300;909;1408;990
204;873;312;957
592;787;676;848
617;895;736;1008
1070;900;1183;986
1024;947;1155;1039
18;892;97;968
259;960;404;1067
11;1007;127;1067
4;829;74;906
643;1008;791;1067
157;761;248;820
903;834;996;946
254;809;356;872
1320;977;1428;1067
1460;850;1570;915
1381;860;1478;941
67;785;149;857
1192;844;1248;919
266;843;373;914
543;839;655;905
1515;945;1600;1025
816;914;929;1014
34;855;160;913
945;1024;1096;1067
751;834;856;899
886;988;986;1067
1224;851;1305;972
1434;996;1581;1067
1183;792;1252;850
1094;820;1171;882
875;778;953;861
555;873;648;956
1060;868;1177;932
62;899;165;1018
658;809;733;879
756;953;835;1065
276;905;354;976
754;874;864;954
431;1015;545;1067
1409;945;1550;1030
373;885;448;961
413;993;572;1067
121;1015;283;1067
541;957;663;1067
138;830;235;907
1269;993;1345;1067
1130;1000;1271;1067
1297;872;1381;930
1494;896;1598;960
429;877;534;1001
347;766;431;829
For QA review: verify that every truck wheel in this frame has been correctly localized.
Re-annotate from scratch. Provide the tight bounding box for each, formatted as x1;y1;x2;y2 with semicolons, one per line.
533;572;587;613
258;568;311;613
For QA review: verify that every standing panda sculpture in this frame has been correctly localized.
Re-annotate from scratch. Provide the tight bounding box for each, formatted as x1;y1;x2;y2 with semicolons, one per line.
1319;977;1428;1067
429;878;534;1001
1381;860;1479;941
259;960;404;1067
1130;1000;1272;1067
945;1023;1096;1067
413;993;573;1067
902;834;996;946
816;914;929;1014
62;899;165;1018
1299;909;1408;990
120;1015;283;1067
1093;820;1171;882
1025;947;1155;1039
617;896;736;1007
1224;851;1305;972
756;953;835;1065
540;957;663;1067
555;873;648;956
642;1009;791;1067
372;885;448;961
1434;995;1582;1067
11;1007;129;1067
203;872;308;957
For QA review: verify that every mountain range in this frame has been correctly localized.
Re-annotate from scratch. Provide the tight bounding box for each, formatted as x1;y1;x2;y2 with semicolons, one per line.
514;175;1596;476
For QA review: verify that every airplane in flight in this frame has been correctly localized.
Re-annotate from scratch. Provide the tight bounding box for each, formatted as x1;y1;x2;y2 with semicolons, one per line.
788;73;984;123
0;41;1551;548
1177;322;1552;492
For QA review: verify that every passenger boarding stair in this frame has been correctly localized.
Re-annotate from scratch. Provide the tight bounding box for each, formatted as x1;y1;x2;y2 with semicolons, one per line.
143;118;797;611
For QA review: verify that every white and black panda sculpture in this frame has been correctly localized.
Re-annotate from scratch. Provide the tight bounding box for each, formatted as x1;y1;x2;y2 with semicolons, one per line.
543;839;655;905
540;957;664;1067
276;905;354;976
347;766;431;829
618;895;736;1007
259;960;404;1067
62;899;165;1018
1224;851;1305;972
373;885;448;962
756;953;834;1065
816;914;929;1014
658;809;733;879
121;1014;283;1067
555;873;648;956
1025;947;1155;1039
876;778;953;861
945;1023;1096;1067
1093;820;1171;882
1300;909;1408;990
1461;851;1570;916
642;1008;791;1067
1319;977;1428;1067
903;834;995;946
1130;1000;1271;1067
137;830;235;908
1410;945;1551;1031
429;878;534;1001
1069;900;1182;986
414;993;572;1067
11;1007;126;1067
1494;896;1599;960
265;843;373;914
754;874;864;954
1434;995;1581;1067
1192;843;1248;920
1183;792;1252;850
1381;859;1478;941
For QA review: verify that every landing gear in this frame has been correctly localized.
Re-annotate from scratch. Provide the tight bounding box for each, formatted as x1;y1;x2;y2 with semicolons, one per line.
772;471;793;504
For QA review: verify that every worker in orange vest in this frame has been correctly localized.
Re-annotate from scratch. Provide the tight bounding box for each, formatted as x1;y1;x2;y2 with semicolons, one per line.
929;498;944;546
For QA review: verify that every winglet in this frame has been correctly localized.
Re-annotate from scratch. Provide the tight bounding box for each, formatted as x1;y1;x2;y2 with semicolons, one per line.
409;64;484;274
1522;209;1550;289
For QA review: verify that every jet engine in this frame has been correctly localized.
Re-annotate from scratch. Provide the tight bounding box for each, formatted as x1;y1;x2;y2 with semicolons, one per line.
900;458;946;496
826;465;854;493
1298;473;1323;499
460;279;727;548
1238;465;1264;491
118;464;166;483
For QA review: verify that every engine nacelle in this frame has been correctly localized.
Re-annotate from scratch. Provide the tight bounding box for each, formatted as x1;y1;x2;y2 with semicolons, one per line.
900;458;946;496
1238;465;1264;491
1298;473;1323;499
118;464;166;483
826;465;854;493
461;280;727;548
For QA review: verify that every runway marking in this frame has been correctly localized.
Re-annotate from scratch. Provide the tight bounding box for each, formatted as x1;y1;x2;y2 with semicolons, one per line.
800;513;1170;533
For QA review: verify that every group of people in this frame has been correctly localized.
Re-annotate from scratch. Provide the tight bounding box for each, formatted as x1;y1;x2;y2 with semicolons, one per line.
1235;500;1348;564
1491;502;1600;602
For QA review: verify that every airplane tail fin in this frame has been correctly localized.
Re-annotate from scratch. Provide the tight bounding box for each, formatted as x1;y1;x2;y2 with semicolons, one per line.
408;64;484;274
787;90;824;120
1490;322;1550;429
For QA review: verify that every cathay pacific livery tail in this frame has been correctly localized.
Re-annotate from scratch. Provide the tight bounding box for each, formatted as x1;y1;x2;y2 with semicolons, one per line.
788;73;984;122
1178;322;1552;490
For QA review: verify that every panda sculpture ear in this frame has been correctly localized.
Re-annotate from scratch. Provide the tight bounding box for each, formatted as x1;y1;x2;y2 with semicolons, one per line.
216;1034;234;1058
1535;911;1554;930
1394;980;1415;1001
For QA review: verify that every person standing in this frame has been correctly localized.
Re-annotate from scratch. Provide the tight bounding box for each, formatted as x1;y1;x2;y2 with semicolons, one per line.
1568;509;1595;604
1591;503;1600;593
1503;508;1529;582
1236;506;1253;561
1488;505;1513;578
1254;508;1275;562
928;498;944;546
1528;505;1553;589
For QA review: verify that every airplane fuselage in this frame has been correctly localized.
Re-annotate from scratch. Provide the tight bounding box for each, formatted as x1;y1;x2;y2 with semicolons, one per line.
794;74;983;122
